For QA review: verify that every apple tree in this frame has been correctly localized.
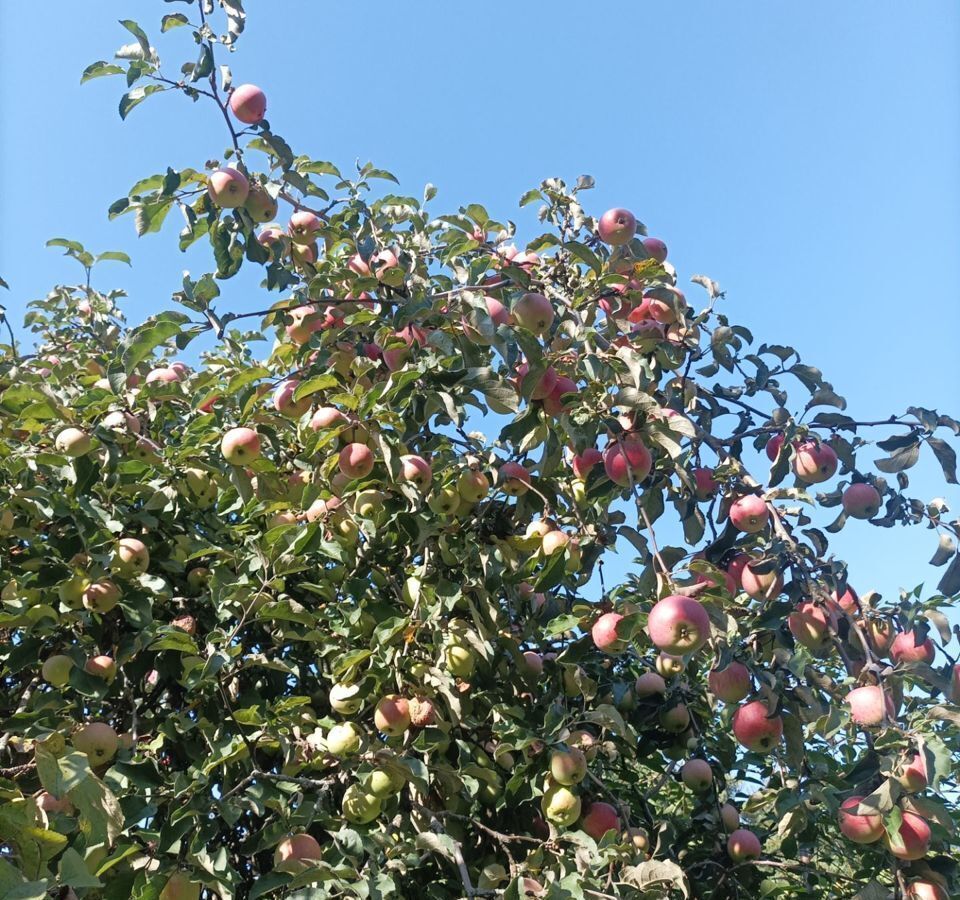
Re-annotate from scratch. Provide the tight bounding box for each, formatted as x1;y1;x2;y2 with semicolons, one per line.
1;3;959;899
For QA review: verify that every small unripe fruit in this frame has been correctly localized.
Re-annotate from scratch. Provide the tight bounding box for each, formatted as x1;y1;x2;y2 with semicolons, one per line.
41;655;74;687
326;722;362;757
541;785;581;827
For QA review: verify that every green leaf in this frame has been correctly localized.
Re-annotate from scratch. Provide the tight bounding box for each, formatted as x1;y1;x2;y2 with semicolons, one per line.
161;13;189;31
120;311;190;373
58;848;103;890
119;84;164;119
95;251;132;266
119;19;151;58
81;60;124;83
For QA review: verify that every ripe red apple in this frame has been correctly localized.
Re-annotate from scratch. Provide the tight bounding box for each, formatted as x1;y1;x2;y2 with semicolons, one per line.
373;248;400;280
830;586;859;615
288;211;323;245
708;662;751;703
898;751;929;792
765;433;786;461
542;375;579;417
221;427;261;465
660;703;690;732
273;379;310;417
647;595;711;655
591;612;626;655
274;833;322;870
738;561;782;601
84;655;117;683
373;695;410;736
727;828;762;862
55;427;93;458
845;685;895;727
517;363;559;400
680;758;713;793
950;663;960;703
842;483;882;519
207;168;249;208
788;602;831;650
792;441;839;484
729;495;769;533
73;722;119;764
838;795;884;843
146;366;182;385
580;801;620;841
635;671;666;698
550;747;587;785
338;443;374;479
891;630;936;665
732;701;783;753
603;438;653;487
310;406;349;432
573;448;603;479
866;617;895;656
512;292;555;334
642;237;668;262
541;529;570;556
693;467;718;500
905;880;949;900
113;537;149;576
229;83;267;124
885;811;931;860
499;461;531;496
597;208;637;245
400;454;432;489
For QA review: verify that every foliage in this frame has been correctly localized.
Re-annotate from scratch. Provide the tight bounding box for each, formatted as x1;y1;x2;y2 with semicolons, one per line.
1;3;958;899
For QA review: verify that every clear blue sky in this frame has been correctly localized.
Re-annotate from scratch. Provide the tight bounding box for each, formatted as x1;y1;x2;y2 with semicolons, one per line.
2;2;958;608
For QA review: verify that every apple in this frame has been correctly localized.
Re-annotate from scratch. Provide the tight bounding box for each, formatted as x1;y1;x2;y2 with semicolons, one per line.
765;433;786;461
740;561;783;601
950;663;960;703
708;662;751;703
727;828;762;862
521;650;544;676
113;537;149;576
428;486;460;515
635;671;666;698
374;695;410;736
171;614;197;635
229;83;267;124
885;811;931;860
243;183;279;223
84;655;117;683
329;683;362;715
36;791;74;815
337;443;373;480
445;643;476;678
178;468;217;506
73;722;119;764
788;602;831;650
541;529;570;557
591;612;626;655
342;784;381;824
101;410;140;434
898;751;929;793
542;784;581;827
130;437;162;464
457;469;489;503
498;461;531;496
647;595;711;655
865;617;895;656
891;630;936;665
288;211;323;244
396;454;431;490
597;208;636;245
580;801;620;840
732;701;783;753
367;767;405;799
603;438;653;487
159;873;201;900
82;580;120;614
550;748;587;785
274;833;322;870
905;880;950;900
55;427;92;458
660;703;690;733
326;722;362;757
693;467;718;500
461;295;510;345
725;554;750;589
792;440;839;484
41;655;74;687
273;379;310;418
373;248;400;280
838;795;884;843
408;696;437;727
572;448;603;479
542;376;579;417
146;366;182;385
517;364;558;401
729;495;768;533
642;237;668;262
656;653;686;678
830;586;859;615
720;803;740;833
207;167;249;208
221;427;261;465
284;305;324;344
681;758;713;793
512;292;555;334
842;483;882;519
845;685;895;727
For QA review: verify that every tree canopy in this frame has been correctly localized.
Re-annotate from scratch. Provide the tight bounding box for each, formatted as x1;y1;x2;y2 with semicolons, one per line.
1;3;958;899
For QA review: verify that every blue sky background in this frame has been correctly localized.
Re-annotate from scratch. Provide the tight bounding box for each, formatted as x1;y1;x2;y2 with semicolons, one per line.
2;2;959;614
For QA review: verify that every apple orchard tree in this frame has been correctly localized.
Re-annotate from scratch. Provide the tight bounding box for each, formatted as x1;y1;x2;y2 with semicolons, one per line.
1;5;960;900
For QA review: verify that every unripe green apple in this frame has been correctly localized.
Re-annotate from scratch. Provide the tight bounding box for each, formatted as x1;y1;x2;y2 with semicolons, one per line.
428;486;460;515
326;722;362;757
367;767;405;798
550;747;587;785
342;783;382;824
41;655;74;687
445;644;476;678
55;427;93;457
329;683;362;715
541;784;581;827
73;722;119;764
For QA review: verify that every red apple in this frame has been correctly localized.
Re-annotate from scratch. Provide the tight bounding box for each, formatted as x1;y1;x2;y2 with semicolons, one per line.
339;443;374;479
572;448;603;479
207;168;249;208
729;495;769;533
221;427;261;465
273;379;311;418
838;795;884;844
891;631;935;665
580;801;620;840
765;433;786;461
732;701;783;753
542;376;578;417
373;695;410;736
597;208;637;245
740;561;783;601
792;441;838;484
400;454;432;489
499;461;531;496
898;751;929;793
592;612;626;655
693;467;718;500
513;292;555;334
788;602;831;651
635;671;666;697
842;483;882;519
727;828;762;862
229;83;267;124
274;833;322;870
845;685;895;727
905;880;949;900
642;237;668;263
288;211;323;245
647;595;711;655
680;758;713;793
603;438;653;487
885;811;931;860
708;662;751;703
